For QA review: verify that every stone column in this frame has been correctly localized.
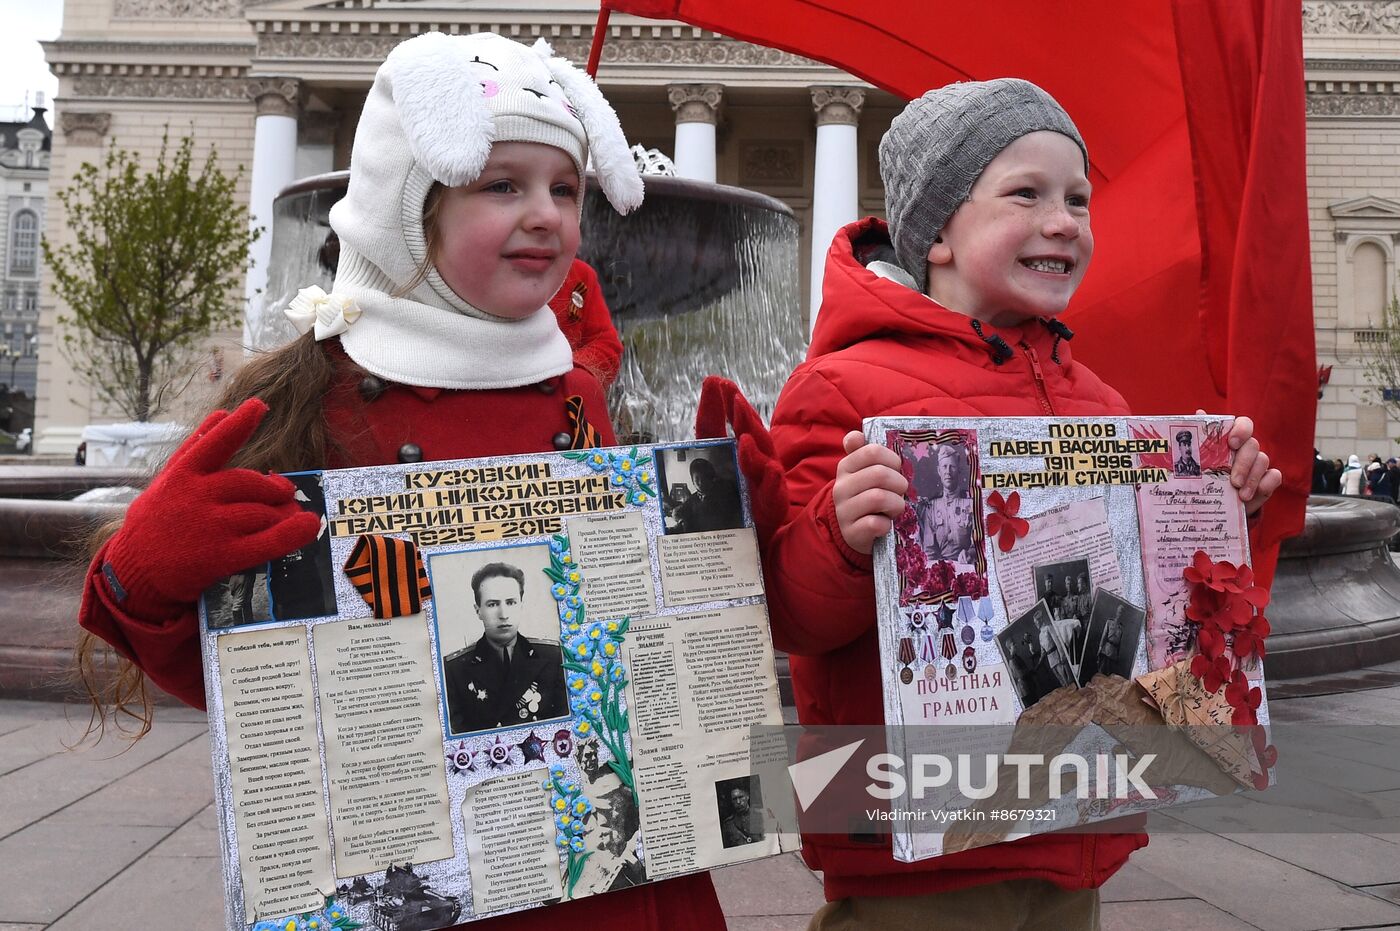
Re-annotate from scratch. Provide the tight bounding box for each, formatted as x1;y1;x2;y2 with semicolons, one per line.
245;78;301;349
809;86;865;331
667;84;723;183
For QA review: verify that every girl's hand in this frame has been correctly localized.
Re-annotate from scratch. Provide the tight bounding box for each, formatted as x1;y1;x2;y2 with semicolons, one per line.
1212;413;1282;517
101;399;322;613
833;431;909;555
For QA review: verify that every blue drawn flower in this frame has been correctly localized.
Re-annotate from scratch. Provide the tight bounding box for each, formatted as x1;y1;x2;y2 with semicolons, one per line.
570;835;587;852
586;451;609;472
556;831;571;849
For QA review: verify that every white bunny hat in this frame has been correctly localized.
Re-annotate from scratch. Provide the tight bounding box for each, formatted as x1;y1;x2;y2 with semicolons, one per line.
319;32;643;390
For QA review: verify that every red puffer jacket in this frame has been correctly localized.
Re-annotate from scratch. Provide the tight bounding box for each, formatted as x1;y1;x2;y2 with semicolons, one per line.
78;338;724;931
765;216;1145;902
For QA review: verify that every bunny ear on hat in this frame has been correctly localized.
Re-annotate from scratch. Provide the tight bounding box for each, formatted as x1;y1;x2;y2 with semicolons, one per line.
534;38;644;214
385;32;496;187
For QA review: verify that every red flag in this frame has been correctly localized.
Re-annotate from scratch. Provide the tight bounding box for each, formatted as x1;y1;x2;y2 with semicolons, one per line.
603;0;1314;583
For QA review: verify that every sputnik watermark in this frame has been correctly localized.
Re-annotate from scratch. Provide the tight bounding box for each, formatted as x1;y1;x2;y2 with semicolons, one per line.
865;752;1159;801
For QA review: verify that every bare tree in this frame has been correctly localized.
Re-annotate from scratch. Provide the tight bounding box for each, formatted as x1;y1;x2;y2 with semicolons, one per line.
42;131;258;421
1360;288;1400;431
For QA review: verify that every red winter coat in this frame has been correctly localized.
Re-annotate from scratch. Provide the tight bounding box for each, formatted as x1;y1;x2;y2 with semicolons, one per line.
548;260;623;390
764;217;1145;902
78;338;723;931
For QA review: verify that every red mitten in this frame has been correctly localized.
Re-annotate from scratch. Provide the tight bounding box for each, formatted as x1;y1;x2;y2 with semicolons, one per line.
694;376;790;542
99;398;323;616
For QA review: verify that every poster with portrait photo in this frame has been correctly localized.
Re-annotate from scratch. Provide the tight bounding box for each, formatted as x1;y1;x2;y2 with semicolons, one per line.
1030;558;1092;673
1170;423;1203;478
655;443;745;535
1076;589;1146;685
426;542;568;737
714;774;766;849
886;428;987;606
267;471;337;622
202;567;272;630
995;600;1075;710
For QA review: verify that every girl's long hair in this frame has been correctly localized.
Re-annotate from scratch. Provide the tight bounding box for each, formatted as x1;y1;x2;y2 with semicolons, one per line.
75;333;343;740
77;182;446;741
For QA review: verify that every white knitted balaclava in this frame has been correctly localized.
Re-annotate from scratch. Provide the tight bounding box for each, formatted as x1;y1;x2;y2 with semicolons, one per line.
296;31;643;390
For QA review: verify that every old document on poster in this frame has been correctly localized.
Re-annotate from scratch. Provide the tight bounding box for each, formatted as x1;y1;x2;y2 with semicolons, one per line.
569;511;657;619
312;614;454;878
656;528;763;606
624;604;787;879
463;771;562;916
1135;454;1248;667
994;496;1123;618
217;626;333;919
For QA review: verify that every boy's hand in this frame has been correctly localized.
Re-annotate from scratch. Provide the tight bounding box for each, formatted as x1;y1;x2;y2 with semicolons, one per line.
834;431;909;555
1210;412;1282;517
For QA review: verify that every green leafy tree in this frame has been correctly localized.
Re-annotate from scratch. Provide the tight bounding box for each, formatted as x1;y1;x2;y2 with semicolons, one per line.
42;131;258;422
1360;286;1400;435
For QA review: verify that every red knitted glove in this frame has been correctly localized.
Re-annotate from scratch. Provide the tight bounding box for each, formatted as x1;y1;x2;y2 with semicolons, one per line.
98;398;323;616
694;376;790;542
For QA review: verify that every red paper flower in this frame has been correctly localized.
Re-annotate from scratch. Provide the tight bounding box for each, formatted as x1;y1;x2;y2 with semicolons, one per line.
1197;626;1226;660
985;490;1030;552
954;571;985;597
1184;551;1237;592
926;560;955;593
1232;614;1271;661
1225;671;1262;725
1187;585;1251;631
1221;563;1270;611
1190;653;1233;694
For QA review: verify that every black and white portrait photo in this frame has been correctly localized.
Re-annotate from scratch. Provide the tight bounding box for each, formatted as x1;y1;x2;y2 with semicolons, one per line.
1032;558;1091;669
996;600;1075;709
715;774;766;848
1077;590;1147;685
202;567;271;630
924;442;976;567
268;471;337;622
427;543;568;736
1172;424;1202;478
656;443;745;535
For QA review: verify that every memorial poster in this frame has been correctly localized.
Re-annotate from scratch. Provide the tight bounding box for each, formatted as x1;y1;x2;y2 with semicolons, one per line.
867;416;1272;863
199;440;795;931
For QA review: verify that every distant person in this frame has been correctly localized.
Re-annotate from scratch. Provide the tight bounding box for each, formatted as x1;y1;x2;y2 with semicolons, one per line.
1312;449;1328;495
1341;455;1365;495
1369;461;1393;500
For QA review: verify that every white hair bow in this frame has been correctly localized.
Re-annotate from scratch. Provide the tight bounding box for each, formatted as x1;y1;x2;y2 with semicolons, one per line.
284;285;362;341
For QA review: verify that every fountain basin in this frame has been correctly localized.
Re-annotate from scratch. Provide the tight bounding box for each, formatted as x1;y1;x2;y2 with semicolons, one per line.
1265;495;1400;679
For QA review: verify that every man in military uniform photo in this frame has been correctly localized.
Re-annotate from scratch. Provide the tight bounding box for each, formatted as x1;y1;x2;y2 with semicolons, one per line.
1174;428;1202;477
929;443;975;564
444;562;567;734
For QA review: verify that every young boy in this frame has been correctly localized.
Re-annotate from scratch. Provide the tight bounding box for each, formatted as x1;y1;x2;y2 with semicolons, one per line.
759;79;1281;929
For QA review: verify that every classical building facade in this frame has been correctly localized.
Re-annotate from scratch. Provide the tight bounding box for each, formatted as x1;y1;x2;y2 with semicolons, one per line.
31;0;1400;458
0;94;48;431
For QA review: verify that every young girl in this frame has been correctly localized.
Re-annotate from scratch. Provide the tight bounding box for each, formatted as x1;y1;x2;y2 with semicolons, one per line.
76;32;725;931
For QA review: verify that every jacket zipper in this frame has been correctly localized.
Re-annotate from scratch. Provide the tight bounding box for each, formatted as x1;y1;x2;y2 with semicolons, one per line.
1021;341;1055;415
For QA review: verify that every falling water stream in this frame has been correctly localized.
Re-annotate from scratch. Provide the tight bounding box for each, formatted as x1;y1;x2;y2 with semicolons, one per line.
252;173;805;443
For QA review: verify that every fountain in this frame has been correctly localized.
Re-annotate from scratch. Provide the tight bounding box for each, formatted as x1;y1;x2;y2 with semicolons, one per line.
253;170;805;442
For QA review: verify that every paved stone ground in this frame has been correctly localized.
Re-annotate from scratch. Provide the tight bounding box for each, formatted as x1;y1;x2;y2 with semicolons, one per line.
5;668;1400;930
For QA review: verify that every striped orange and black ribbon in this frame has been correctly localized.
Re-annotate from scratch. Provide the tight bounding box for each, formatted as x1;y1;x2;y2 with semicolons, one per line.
342;534;431;619
566;394;604;450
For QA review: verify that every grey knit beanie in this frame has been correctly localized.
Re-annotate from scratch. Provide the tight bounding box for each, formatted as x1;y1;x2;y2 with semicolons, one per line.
880;78;1088;293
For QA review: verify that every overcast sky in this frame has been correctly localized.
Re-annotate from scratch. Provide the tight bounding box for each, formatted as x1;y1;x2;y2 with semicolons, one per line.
0;0;62;126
